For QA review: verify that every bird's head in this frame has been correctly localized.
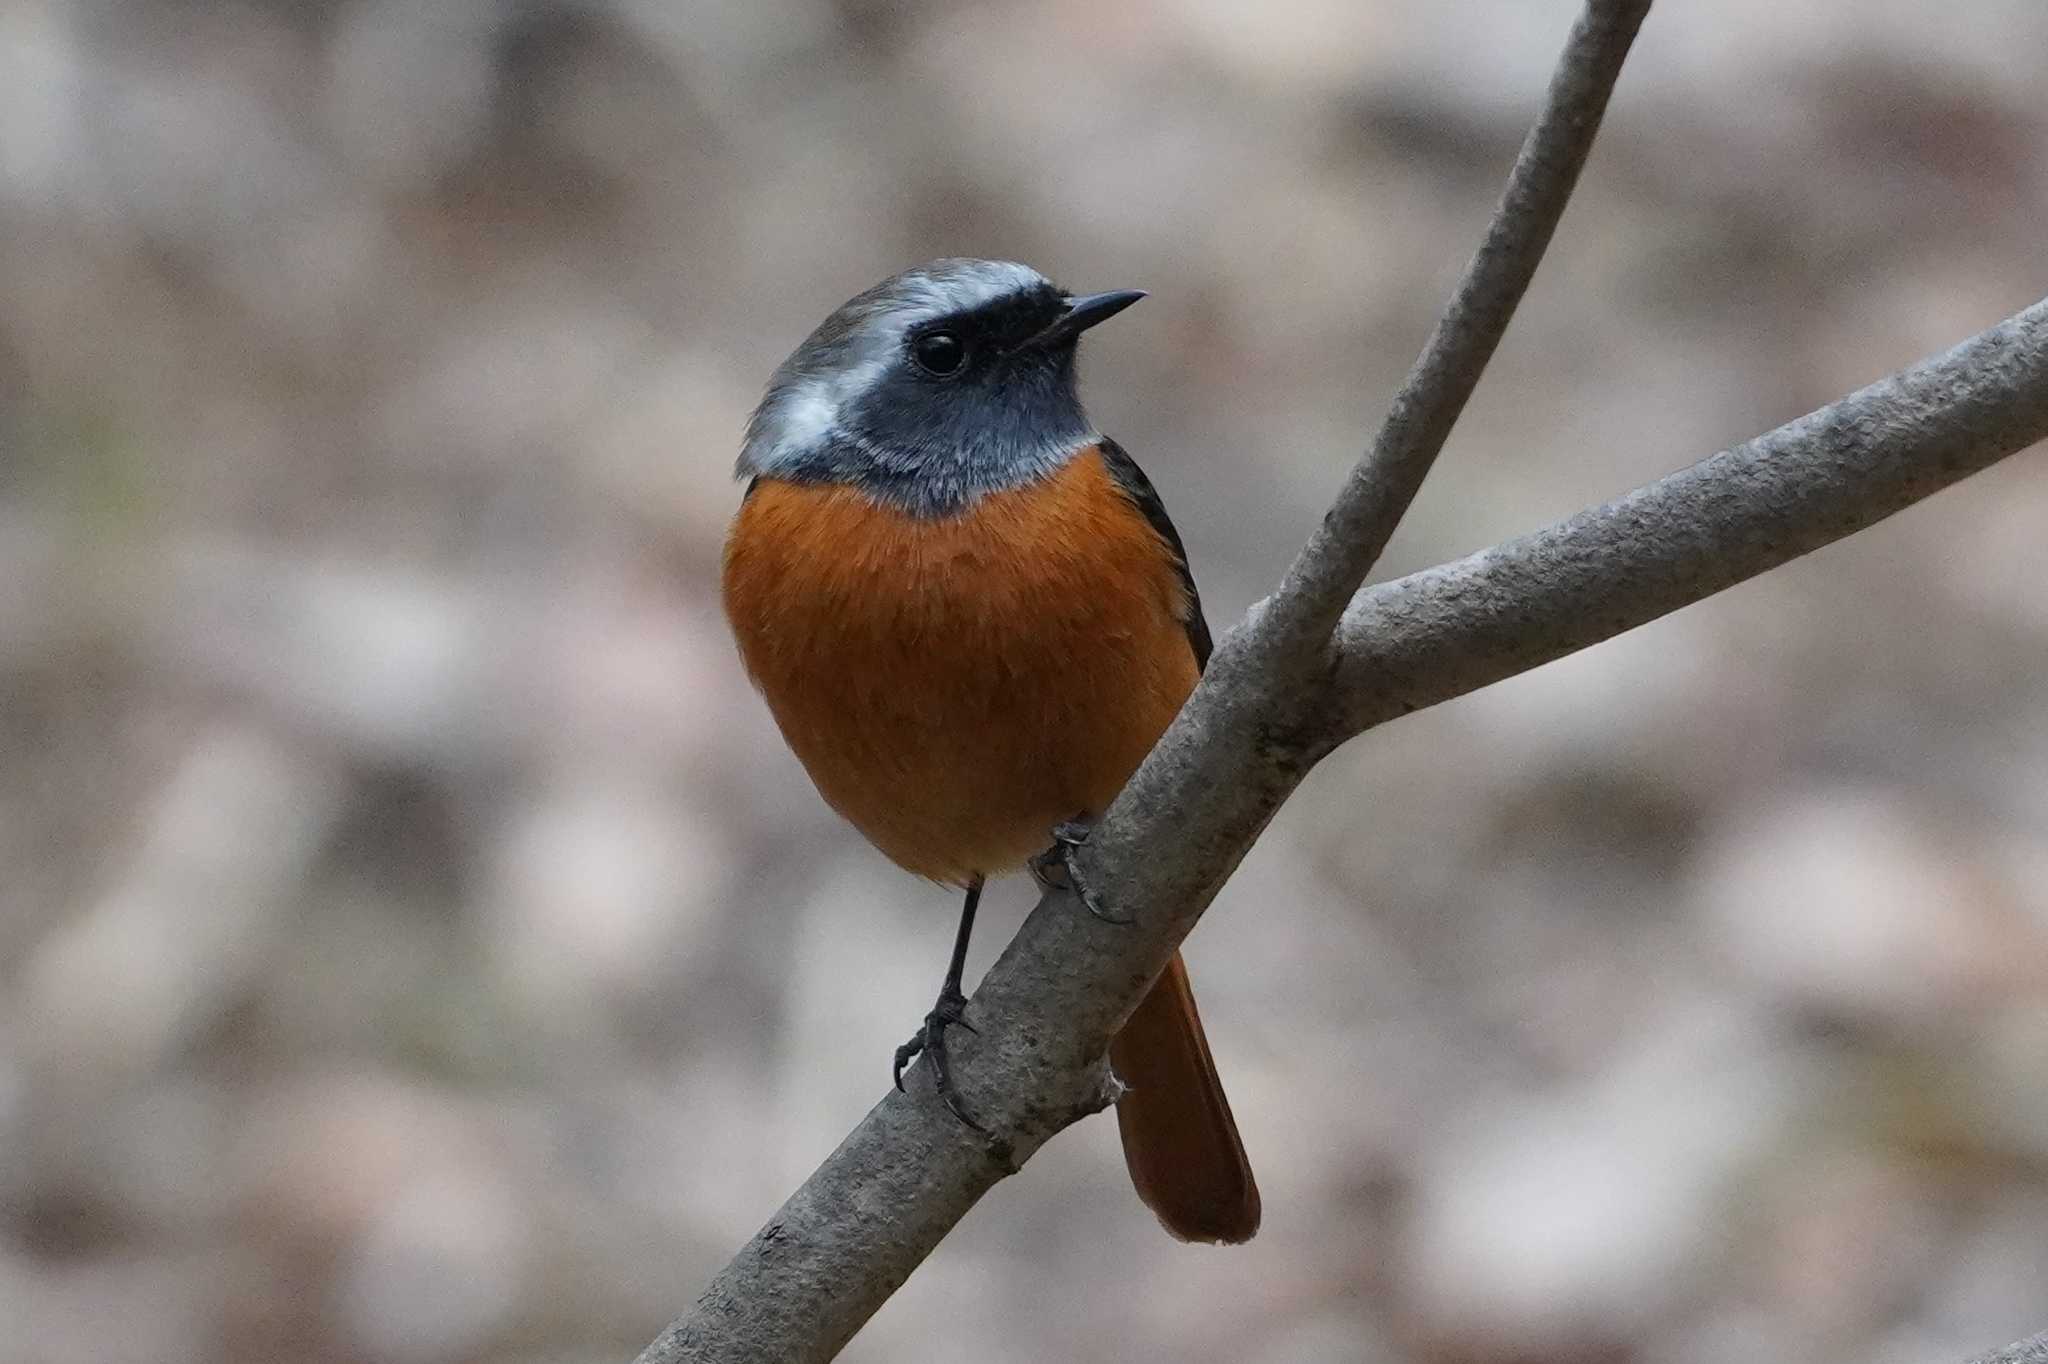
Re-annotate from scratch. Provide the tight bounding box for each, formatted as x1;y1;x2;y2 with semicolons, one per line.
739;258;1143;515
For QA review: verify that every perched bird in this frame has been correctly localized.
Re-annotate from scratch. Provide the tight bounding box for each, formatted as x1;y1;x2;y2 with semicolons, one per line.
721;259;1258;1243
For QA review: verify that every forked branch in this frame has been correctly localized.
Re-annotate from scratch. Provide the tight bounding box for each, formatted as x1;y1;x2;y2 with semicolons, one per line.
640;0;2048;1358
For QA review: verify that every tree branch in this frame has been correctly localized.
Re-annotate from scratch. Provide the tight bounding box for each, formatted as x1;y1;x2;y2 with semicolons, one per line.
1334;294;2048;728
640;0;2048;1357
1972;1332;2048;1364
1263;0;1651;655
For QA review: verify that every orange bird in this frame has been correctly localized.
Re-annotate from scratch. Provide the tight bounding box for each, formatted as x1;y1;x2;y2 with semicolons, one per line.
721;259;1258;1242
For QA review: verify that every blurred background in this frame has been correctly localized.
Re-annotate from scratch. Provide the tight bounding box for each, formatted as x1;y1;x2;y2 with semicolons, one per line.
5;1;2048;1361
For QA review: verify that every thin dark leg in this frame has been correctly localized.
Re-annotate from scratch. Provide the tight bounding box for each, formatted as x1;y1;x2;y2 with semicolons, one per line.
893;876;985;1129
939;877;981;1005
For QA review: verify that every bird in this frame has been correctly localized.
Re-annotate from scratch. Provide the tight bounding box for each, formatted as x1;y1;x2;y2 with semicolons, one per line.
720;258;1259;1243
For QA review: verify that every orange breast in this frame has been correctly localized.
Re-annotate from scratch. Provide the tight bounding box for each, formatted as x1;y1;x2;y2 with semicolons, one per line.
722;445;1201;884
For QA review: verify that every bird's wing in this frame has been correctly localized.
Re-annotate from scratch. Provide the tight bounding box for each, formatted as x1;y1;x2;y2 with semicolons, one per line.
1097;436;1212;671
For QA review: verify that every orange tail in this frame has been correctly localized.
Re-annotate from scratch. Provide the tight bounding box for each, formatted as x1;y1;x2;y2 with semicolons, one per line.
1108;952;1261;1243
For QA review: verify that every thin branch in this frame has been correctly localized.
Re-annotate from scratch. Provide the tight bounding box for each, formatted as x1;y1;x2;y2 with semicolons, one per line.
1974;1333;2048;1364
1334;295;2048;728
1261;0;1652;658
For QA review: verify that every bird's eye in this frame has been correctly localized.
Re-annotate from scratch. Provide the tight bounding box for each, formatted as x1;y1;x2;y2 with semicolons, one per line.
911;330;967;376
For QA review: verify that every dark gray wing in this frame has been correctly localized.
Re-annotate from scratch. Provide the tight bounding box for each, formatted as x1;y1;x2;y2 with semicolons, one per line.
1098;437;1212;671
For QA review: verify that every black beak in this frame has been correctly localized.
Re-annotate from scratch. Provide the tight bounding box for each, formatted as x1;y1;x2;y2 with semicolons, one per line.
1024;289;1146;349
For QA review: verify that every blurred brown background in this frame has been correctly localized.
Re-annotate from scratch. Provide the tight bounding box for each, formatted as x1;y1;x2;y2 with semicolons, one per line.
6;1;2048;1361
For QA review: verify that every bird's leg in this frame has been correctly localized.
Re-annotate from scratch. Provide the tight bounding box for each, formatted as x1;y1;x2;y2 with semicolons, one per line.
1029;816;1132;924
893;875;985;1130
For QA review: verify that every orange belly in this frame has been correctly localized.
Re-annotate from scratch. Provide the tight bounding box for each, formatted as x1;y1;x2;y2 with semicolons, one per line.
722;445;1201;883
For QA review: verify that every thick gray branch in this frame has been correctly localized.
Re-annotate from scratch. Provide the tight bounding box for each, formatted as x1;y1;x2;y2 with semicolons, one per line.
644;292;2048;1364
639;4;2048;1360
1263;0;1651;655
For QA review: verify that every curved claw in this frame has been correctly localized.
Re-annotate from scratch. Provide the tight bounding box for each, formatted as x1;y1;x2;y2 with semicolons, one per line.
1078;886;1134;925
1032;817;1135;924
921;1021;985;1133
892;988;986;1132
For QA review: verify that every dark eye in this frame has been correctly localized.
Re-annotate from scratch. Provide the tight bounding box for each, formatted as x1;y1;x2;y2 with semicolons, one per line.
912;330;966;376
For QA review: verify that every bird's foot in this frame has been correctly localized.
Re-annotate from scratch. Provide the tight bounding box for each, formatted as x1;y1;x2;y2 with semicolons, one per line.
1029;817;1133;924
892;984;983;1130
